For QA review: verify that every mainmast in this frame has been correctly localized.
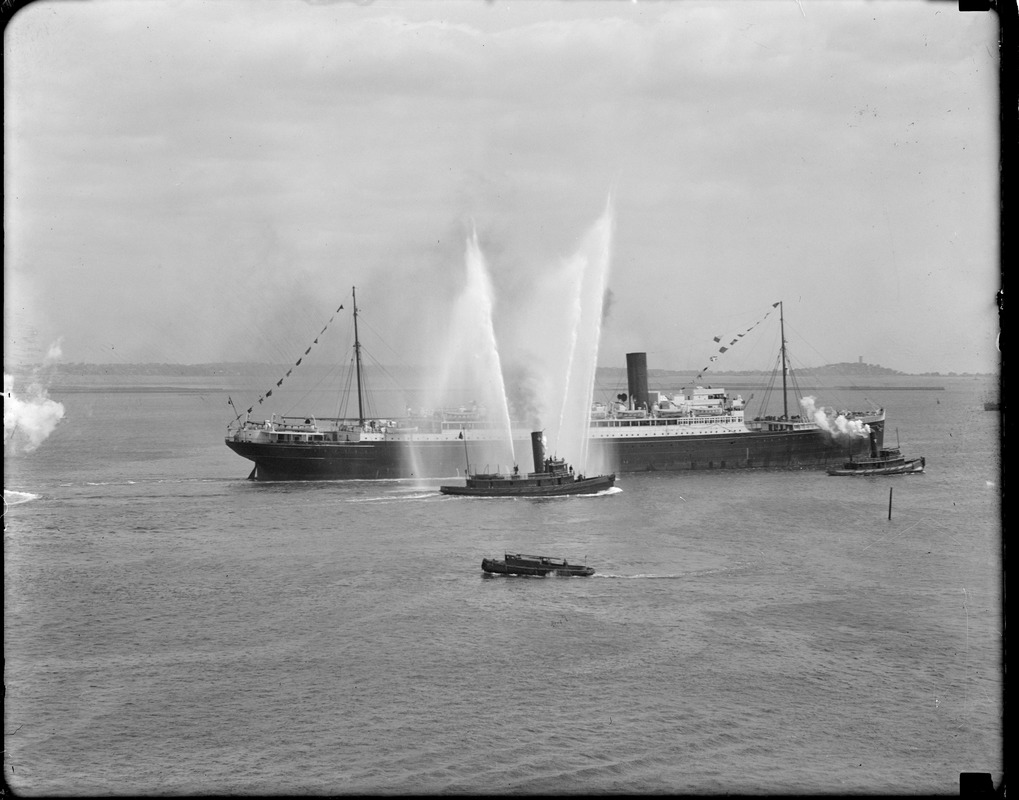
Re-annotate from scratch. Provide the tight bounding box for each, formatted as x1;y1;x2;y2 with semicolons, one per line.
352;286;365;426
779;300;789;419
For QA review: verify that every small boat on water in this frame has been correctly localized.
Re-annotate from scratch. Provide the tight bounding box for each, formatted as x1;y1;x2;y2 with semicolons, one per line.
481;553;595;577
827;432;925;476
439;431;615;497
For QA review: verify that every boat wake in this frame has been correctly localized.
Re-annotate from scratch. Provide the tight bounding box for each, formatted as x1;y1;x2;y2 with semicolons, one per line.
4;489;40;506
596;562;763;580
593;573;684;579
79;478;236;487
346;491;440;503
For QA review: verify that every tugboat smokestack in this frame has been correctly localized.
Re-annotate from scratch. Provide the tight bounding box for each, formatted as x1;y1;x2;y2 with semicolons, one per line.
531;431;545;474
869;430;878;458
626;352;649;411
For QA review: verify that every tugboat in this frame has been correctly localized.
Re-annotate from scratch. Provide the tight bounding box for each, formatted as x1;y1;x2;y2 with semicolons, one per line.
827;431;925;476
439;431;615;497
481;553;595;577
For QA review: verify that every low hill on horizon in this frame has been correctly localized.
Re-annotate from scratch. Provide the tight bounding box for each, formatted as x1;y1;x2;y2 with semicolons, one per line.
7;360;993;379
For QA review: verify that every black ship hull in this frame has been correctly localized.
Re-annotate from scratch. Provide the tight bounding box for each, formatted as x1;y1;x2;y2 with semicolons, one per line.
591;421;886;472
226;421;885;481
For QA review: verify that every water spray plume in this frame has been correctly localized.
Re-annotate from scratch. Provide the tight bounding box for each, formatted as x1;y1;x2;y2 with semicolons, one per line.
548;200;615;473
423;202;614;476
426;230;516;468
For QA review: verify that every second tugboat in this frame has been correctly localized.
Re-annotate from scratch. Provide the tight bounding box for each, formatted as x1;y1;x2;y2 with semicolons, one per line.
827;431;925;476
439;432;616;497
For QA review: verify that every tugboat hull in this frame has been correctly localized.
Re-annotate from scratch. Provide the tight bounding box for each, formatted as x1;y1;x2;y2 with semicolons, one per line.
440;474;615;497
827;459;925;476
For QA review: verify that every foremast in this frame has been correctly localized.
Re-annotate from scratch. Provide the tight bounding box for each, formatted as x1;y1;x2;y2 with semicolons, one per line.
352;286;365;427
779;300;789;419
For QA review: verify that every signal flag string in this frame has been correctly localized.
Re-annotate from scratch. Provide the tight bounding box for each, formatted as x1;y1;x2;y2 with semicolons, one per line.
694;301;780;381
229;304;345;421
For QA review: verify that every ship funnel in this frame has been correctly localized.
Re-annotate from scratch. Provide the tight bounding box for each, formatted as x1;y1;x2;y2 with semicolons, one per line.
869;430;878;458
531;431;546;473
626;352;649;411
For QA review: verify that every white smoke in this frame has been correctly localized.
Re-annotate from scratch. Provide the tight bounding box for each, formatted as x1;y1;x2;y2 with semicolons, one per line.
45;337;64;363
800;396;870;438
4;373;66;454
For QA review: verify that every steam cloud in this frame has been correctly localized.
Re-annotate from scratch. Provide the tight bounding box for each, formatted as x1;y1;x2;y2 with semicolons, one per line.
4;373;66;454
799;396;870;438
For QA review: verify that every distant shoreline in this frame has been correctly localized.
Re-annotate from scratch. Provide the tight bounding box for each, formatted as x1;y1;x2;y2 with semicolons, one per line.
7;361;996;381
834;385;944;390
43;382;949;395
49;386;228;394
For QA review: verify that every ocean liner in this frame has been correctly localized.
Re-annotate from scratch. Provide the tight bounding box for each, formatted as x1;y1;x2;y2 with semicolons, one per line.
225;291;885;480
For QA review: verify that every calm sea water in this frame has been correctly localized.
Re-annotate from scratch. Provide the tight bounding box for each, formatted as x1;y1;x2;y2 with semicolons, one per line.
4;381;1003;795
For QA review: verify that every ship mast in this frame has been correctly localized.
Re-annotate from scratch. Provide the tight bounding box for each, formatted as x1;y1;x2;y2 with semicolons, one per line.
461;430;471;474
779;300;789;420
352;286;365;426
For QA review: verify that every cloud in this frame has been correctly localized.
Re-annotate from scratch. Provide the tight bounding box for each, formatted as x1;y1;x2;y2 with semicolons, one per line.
4;1;1000;374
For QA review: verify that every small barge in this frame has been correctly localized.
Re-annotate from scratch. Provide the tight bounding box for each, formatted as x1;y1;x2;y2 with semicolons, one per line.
481;553;595;577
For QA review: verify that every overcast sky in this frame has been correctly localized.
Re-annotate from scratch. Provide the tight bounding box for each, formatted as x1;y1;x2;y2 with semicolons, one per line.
4;0;1000;376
